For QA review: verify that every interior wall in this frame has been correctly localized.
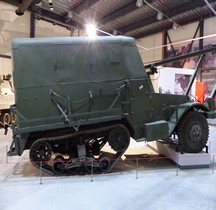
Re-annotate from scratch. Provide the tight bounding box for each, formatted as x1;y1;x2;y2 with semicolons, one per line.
167;21;200;69
204;16;216;36
0;58;12;75
136;21;202;67
203;16;216;52
0;3;30;56
0;2;72;76
35;20;70;37
168;21;200;44
202;16;216;90
165;18;216;71
136;33;162;65
0;2;30;76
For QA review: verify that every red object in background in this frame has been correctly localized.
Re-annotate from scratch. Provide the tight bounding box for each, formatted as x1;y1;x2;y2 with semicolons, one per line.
195;81;207;103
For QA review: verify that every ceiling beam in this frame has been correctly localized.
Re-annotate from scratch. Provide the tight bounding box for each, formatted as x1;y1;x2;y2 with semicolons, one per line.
134;11;216;39
35;8;78;29
99;0;154;25
118;0;216;34
61;0;100;28
0;0;42;11
71;0;100;14
99;1;137;25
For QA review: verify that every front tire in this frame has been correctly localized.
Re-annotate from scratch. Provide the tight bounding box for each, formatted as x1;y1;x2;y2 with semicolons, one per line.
177;111;209;153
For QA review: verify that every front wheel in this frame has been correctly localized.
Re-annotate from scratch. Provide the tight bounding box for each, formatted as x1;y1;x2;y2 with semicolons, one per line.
177;111;209;153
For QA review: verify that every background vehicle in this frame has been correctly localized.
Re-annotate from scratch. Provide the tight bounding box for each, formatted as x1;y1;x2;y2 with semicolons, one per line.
0;74;14;126
6;36;216;175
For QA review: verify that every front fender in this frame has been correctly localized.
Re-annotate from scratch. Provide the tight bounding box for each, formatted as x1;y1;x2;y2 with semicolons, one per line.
168;102;209;135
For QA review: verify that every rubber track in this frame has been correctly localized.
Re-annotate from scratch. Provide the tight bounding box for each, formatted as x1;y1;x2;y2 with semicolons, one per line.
31;124;129;175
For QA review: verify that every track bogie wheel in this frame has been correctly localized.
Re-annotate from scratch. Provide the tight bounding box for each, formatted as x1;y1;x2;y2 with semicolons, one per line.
52;155;65;174
67;157;80;175
84;158;97;174
177;111;209;153
99;156;110;172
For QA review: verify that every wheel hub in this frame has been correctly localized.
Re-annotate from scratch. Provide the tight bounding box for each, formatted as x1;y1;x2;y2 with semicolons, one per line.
38;148;46;158
190;124;202;143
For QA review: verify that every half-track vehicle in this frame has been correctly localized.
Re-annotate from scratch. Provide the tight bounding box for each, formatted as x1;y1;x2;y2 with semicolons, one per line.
6;36;216;174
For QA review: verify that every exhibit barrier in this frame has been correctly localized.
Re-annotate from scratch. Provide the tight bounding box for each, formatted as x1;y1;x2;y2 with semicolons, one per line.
0;144;215;184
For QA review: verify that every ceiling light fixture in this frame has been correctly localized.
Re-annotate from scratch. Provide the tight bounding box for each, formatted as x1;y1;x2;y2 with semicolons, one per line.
156;12;163;20
143;0;181;30
86;23;97;38
113;30;117;35
172;23;178;30
48;0;54;11
65;11;74;22
136;0;143;8
67;12;74;19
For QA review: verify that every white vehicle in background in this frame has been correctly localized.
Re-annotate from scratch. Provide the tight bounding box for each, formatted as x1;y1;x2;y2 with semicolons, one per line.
0;74;15;126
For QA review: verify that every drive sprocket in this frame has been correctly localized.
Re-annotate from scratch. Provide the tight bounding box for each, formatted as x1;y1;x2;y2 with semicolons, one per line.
108;124;130;152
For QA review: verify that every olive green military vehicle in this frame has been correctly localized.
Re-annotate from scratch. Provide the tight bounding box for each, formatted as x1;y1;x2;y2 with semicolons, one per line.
7;36;216;174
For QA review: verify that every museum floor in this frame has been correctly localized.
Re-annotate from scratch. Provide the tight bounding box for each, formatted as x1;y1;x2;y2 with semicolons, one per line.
0;121;216;210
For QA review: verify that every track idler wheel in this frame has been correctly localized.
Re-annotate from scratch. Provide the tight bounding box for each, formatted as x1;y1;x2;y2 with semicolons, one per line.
108;124;130;152
99;156;110;172
84;158;98;174
52;155;65;174
66;157;80;175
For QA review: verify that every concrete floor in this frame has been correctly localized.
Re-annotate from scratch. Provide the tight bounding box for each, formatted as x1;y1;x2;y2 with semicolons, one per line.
0;123;216;210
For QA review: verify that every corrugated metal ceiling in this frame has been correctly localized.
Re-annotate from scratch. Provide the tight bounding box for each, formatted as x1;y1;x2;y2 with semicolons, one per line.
1;0;216;39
